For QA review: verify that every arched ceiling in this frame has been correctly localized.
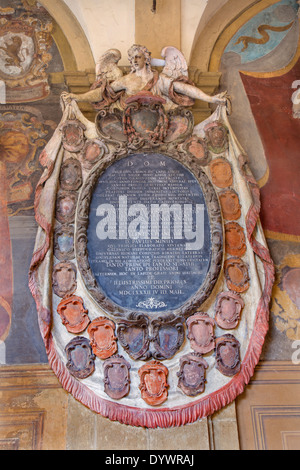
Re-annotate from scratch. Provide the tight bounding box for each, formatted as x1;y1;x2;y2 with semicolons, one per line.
189;0;282;71
38;0;283;74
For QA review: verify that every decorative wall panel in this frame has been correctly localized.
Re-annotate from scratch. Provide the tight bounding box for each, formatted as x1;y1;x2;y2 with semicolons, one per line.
0;364;68;450
236;361;300;450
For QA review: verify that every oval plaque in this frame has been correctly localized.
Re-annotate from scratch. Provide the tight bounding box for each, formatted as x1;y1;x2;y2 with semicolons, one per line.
76;152;222;318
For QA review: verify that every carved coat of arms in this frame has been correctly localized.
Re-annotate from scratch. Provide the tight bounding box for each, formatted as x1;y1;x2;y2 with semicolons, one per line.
29;44;274;428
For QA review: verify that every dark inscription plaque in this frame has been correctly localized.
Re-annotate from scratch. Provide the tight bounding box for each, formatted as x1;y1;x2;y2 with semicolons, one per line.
87;153;211;313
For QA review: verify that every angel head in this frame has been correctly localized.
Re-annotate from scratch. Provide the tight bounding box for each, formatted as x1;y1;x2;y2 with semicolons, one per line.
127;44;152;73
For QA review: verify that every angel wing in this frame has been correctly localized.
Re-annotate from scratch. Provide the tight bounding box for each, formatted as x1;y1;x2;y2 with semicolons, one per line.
161;46;188;80
95;48;123;82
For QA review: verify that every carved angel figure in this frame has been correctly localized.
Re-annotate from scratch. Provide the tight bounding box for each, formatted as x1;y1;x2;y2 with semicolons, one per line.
62;44;229;112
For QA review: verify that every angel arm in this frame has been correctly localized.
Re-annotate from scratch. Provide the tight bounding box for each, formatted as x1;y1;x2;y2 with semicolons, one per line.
160;46;228;106
172;80;227;105
61;88;104;104
61;76;127;107
62;48;124;105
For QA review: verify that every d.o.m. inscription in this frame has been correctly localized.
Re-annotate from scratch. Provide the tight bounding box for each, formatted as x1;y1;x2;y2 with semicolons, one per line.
76;152;223;320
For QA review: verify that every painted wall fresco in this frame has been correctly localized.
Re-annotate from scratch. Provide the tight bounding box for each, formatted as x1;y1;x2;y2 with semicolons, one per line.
1;0;299;370
225;0;298;63
220;0;300;360
0;0;66;363
240;57;300;238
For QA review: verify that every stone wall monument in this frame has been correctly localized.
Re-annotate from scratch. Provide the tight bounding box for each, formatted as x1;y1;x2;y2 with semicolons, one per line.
29;44;274;427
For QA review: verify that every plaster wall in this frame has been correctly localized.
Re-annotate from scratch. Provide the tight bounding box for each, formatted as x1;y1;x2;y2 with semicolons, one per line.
61;0;220;64
61;0;133;65
181;0;210;62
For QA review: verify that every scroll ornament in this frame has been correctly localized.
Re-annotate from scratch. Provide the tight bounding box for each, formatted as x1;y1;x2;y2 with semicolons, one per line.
28;45;274;428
